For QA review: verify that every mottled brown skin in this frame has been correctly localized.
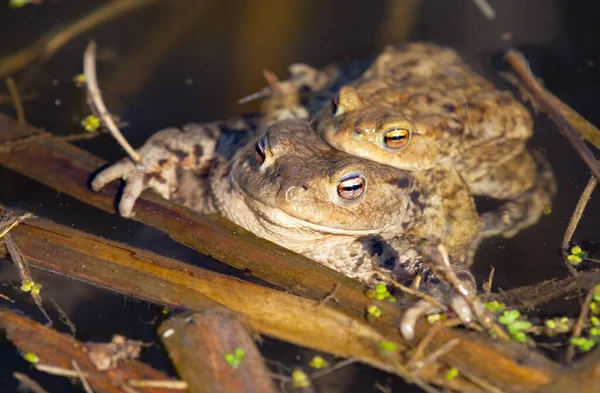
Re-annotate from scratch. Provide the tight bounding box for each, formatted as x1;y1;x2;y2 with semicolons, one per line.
319;43;536;198
268;42;555;239
92;119;478;336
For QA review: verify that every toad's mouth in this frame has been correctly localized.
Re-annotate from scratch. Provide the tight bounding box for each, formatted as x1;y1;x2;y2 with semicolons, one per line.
231;176;391;236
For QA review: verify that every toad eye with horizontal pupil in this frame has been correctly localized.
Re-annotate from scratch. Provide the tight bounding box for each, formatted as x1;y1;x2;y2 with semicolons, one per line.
337;174;366;200
254;136;268;164
383;128;410;149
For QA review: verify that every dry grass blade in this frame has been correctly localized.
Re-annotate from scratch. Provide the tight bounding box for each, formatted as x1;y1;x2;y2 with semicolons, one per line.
566;288;597;362
5;77;26;125
13;372;49;393
505;50;600;182
84;41;140;163
72;359;95;393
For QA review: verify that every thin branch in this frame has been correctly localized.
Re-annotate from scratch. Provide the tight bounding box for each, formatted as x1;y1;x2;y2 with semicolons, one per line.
505;50;600;182
562;176;596;251
0;0;160;79
127;380;187;389
566;288;596;362
472;0;496;19
72;360;94;393
412;339;460;372
316;283;339;306
5;78;26;125
406;322;442;370
310;358;356;380
483;267;495;295
50;298;76;336
83;41;140;164
34;364;83;378
13;372;49;393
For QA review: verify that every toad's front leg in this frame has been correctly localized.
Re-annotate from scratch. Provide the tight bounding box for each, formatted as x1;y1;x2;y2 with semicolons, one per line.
365;236;482;340
92;120;251;217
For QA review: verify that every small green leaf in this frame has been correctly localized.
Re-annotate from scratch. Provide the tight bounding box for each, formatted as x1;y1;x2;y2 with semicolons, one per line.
590;316;600;327
545;319;556;329
570;337;595;352
444;367;459;381
378;341;398;352
512;331;527;343
291;369;310;388
507;320;532;333
367;305;382;318
309;355;328;369
30;283;42;296
22;352;39;364
498;310;520;325
375;283;387;294
567;254;583;265
10;0;29;8
73;73;86;84
485;301;506;313
81;115;101;132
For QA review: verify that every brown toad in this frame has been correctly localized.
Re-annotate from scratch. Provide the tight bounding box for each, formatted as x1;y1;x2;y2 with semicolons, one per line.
92;119;479;339
266;42;556;238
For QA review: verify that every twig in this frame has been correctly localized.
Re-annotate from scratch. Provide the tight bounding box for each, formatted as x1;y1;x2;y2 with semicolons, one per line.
472;0;496;19
562;176;596;274
406;322;442;370
505;50;600;182
127;379;188;389
121;384;142;393
2;217;53;327
566;288;596;362
0;212;32;239
13;372;49;393
34;364;84;378
0;0;160;79
310;358;356;380
83;41;140;164
380;351;441;393
483;267;495;295
412;339;460;372
0;292;14;302
5;78;26;125
5;234;52;326
316;283;339;306
71;359;94;393
50;298;76;336
369;255;445;310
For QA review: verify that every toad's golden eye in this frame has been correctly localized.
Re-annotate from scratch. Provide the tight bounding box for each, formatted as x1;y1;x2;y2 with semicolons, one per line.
338;174;366;200
254;136;268;164
383;128;410;150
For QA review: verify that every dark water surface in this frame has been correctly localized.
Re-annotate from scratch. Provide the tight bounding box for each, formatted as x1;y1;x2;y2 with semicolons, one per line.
0;1;599;392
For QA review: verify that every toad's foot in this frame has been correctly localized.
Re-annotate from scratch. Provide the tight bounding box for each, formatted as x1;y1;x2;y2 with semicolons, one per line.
91;122;236;217
480;150;557;239
259;64;336;126
397;244;485;340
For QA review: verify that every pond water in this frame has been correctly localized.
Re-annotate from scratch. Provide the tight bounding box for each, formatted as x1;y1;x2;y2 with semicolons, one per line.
0;1;599;392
